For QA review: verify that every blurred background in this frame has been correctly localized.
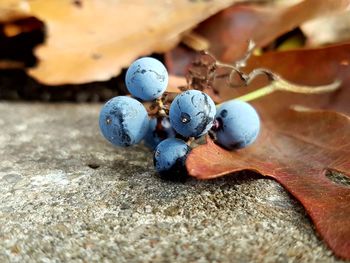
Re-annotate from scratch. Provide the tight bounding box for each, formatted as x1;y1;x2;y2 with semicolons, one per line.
0;0;349;102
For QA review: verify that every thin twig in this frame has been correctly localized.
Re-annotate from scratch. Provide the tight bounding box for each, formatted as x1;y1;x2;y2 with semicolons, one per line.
232;78;341;103
187;43;341;105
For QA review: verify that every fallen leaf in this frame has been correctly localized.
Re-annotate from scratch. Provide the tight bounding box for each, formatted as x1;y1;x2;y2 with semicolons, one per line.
25;0;239;85
185;43;350;259
206;0;350;62
182;43;350;115
241;44;350;115
187;110;350;259
166;0;350;70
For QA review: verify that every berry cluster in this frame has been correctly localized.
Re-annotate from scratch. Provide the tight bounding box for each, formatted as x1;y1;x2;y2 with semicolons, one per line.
99;57;260;179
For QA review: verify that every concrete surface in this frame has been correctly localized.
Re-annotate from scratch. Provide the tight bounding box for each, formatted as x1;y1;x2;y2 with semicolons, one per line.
0;103;345;262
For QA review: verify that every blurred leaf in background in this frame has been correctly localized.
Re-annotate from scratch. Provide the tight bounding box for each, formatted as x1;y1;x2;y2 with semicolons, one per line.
0;0;241;85
0;0;349;86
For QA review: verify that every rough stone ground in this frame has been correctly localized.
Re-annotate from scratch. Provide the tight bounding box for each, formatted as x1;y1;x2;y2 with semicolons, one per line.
0;103;346;263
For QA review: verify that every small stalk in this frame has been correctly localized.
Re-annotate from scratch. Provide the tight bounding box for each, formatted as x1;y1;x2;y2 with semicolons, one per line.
217;78;341;106
187;47;341;107
156;98;167;117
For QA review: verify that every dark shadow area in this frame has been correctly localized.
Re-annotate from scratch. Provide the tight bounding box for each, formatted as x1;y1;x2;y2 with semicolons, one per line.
87;163;101;169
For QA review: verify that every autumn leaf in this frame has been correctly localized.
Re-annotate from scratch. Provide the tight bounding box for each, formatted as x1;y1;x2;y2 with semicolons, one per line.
185;44;350;259
176;43;350;114
232;43;350;115
187;111;350;259
20;0;241;85
166;0;350;71
2;0;349;85
198;0;350;62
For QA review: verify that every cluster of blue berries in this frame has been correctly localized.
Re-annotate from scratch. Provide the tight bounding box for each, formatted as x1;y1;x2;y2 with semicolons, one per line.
99;57;260;179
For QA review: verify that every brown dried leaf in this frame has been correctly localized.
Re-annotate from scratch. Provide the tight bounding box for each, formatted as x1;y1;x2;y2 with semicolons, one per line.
25;0;239;85
181;43;350;115
236;44;350;114
166;0;350;67
187;111;350;259
186;44;350;259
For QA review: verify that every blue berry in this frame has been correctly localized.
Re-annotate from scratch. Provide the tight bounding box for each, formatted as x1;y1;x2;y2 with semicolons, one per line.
144;117;176;150
99;96;149;147
125;57;168;101
169;90;216;138
214;100;260;150
153;138;190;180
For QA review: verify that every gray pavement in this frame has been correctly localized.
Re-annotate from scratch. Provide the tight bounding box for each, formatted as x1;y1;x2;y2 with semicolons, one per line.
0;103;344;263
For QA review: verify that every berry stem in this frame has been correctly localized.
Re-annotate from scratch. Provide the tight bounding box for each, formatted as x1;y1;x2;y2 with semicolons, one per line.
232;78;341;103
156;98;167;117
